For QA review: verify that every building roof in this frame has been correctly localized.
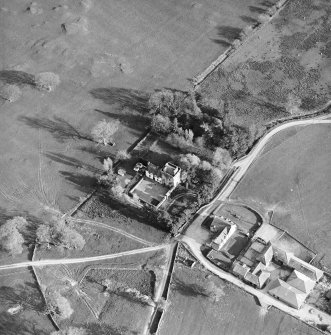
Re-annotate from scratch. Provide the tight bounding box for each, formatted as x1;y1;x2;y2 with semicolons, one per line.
252;261;266;275
258;243;273;265
147;163;161;177
162;162;179;176
272;245;293;264
268;279;306;309
287;270;316;293
289;256;323;281
245;270;270;288
213;227;228;245
232;261;250;278
250;240;266;253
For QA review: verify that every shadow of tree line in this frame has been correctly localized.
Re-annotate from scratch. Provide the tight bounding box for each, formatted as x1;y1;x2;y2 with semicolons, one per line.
89;87;150;114
0;70;36;87
19;116;91;143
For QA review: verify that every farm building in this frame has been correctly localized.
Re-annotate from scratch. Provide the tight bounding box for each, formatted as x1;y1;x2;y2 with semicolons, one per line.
268;279;306;309
268;268;318;309
288;256;323;281
287;270;315;293
232;261;250;278
211;224;236;251
244;270;270;289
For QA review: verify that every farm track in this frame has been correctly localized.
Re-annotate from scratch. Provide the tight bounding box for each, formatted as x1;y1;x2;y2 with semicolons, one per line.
72;218;155;246
0;244;168;271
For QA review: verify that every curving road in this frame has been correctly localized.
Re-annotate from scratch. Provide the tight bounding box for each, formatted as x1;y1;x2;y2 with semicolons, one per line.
180;114;331;327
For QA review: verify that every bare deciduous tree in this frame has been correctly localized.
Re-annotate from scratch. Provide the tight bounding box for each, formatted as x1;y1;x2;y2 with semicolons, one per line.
35;72;60;91
91;119;120;146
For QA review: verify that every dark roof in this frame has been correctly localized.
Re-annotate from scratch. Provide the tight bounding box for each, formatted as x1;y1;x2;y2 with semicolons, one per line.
147;163;161;177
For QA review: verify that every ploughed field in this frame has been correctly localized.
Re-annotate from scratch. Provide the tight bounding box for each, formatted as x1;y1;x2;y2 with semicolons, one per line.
231;124;331;270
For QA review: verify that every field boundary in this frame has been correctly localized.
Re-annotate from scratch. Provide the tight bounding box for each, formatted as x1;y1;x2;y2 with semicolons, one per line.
192;0;289;87
31;245;61;331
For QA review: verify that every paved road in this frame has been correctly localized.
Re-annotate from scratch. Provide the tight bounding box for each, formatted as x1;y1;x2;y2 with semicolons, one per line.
0;245;167;271
181;116;331;328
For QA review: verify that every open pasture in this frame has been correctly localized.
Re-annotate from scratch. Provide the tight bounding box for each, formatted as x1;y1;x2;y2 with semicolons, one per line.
231;124;331;269
159;258;321;335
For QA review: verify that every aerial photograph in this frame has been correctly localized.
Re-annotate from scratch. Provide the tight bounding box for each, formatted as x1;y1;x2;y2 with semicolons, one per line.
0;0;330;334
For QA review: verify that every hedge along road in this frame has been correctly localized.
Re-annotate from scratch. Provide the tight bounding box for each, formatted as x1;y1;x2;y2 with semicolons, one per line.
0;245;168;271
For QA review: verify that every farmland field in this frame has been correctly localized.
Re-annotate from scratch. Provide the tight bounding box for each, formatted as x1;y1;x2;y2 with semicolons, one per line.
198;0;330;130
159;250;321;335
0;0;279;233
0;268;55;335
34;248;167;333
231;124;331;269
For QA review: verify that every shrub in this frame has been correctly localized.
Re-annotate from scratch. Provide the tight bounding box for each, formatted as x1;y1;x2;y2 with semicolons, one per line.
115;150;131;161
0;84;21;102
35;72;60;91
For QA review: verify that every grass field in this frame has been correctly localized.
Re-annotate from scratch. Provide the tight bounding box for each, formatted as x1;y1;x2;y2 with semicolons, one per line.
34;248;167;333
159;249;321;335
0;268;55;334
198;0;330;129
231;124;331;269
0;0;281;224
33;220;146;261
76;191;167;244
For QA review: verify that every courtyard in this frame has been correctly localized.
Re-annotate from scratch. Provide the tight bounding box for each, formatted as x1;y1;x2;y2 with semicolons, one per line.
131;177;169;207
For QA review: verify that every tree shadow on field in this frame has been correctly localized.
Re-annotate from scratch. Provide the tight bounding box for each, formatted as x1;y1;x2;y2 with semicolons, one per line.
44;152;101;174
240;15;259;25
0;70;35;87
59;170;97;193
0;312;48;335
260;0;274;7
79;144;112;163
90;87;150;113
215;26;242;41
172;276;209;298
19;116;90;142
210;38;231;48
249;5;267;14
94;109;149;132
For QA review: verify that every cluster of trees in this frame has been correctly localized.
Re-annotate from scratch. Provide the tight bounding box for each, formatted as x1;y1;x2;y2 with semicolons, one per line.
0;216;27;255
148;89;254;158
36;218;85;250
